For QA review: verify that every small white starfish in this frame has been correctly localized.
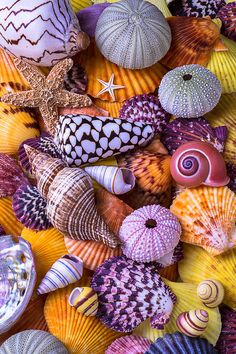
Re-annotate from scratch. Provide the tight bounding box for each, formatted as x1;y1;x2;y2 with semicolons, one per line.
96;73;125;101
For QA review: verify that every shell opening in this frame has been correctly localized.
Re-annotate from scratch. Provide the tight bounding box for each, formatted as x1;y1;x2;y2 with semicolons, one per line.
145;219;157;229
183;74;192;81
68;287;83;306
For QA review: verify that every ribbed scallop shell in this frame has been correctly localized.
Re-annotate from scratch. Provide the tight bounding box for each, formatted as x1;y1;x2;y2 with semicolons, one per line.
0;49;29;86
217;2;236;41
106;335;151;354
0;198;23;236
70;0;92;12
216;306;236;353
93;99;122;117
197;280;225;307
176;309;209;337
68;286;98;316
179;243;236;309
168;0;226;17
95;0;171;70
0;330;68;354
171;186;236;256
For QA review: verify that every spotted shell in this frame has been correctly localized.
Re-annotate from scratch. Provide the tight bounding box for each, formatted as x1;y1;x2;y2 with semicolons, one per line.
168;0;226;18
68;286;98;316
158;64;222;118
105;335;152;354
176;309;209;337
197;280;225;308
95;0;171;69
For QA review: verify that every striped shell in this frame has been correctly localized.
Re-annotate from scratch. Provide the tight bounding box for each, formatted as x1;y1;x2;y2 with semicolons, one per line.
217;3;236;41
105;335;151;354
158;64;222;118
176;309;209;337
95;0;171;69
37;255;83;295
216;306;236;353
197;280;225;308
168;0;226;17
69;287;98;316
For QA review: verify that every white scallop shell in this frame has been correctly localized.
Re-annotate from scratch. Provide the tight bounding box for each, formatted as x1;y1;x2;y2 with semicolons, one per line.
95;0;172;69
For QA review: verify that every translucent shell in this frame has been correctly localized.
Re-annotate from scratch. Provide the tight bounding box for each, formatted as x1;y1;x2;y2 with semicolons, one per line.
0;198;24;236
176;309;209;337
170;186;236;256
68;287;98;316
105;335;152;354
197;280;225;308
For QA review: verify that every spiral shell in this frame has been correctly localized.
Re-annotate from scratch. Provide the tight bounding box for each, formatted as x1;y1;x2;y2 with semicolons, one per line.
68;287;98;316
197;280;225;308
217;3;236;41
176;309;209;337
170;141;229;188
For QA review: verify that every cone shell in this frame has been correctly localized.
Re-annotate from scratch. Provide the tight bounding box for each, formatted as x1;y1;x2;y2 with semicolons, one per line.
170;186;236;256
44;284;123;353
179;243;236;309
68;287;98;316
105;335;152;354
134;280;221;346
176;309;209;337
168;0;226;17
37;255;83;295
197;280;225;308
0;198;23;236
216;306;236;353
161;17;222;69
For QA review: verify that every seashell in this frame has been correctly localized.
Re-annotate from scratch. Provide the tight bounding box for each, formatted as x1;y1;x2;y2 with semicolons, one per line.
176;309;209;337
145;332;217;354
159;264;179;282
54;114;154;167
170;141;230;188
92;99;122;117
226;163;236;193
58;102;109;117
119;205;181;263
0;154;28;198
0;198;24;236
119;94;171;135
161;17;222;69
179;243;236;309
0;49;29;86
105;335;151;354
76;40;167;102
71;0;93;12
37;254;83;295
217;2;236;41
0;225;5;236
0;235;36;334
0;330;68;353
161;117;227;155
68;286;98;316
64;62;87;95
158;64;222;118
95;0;171;70
197;279;225;308
13;184;51;231
44;284;123;353
157;241;184;269
91;255;177;332
216;306;236;353
77;3;110;37
26;148;119;248
168;0;226;17
84;166;135;195
0;0;90;67
171;186;236;256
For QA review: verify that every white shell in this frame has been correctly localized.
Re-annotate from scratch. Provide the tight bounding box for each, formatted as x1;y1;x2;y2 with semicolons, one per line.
0;0;84;66
95;0;172;69
84;166;135;195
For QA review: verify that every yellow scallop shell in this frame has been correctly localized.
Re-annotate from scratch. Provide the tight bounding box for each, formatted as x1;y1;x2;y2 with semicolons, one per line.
70;0;92;12
0;197;23;236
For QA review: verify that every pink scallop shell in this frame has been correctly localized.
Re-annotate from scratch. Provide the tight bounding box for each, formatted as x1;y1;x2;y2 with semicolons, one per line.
106;335;151;354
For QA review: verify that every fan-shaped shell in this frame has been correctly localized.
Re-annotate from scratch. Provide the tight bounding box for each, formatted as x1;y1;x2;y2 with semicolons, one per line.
176;309;209;337
70;0;92;12
168;0;226;17
217;2;236;41
68;286;98;316
0;330;68;354
0;49;29;86
170;186;236;256
95;0;171;70
105;335;151;354
0;198;23;236
93;99;122;117
216;306;236;353
197;279;225;308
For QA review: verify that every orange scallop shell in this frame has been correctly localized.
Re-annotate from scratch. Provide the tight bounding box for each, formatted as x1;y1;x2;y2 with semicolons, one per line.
0;197;23;236
93;98;122;118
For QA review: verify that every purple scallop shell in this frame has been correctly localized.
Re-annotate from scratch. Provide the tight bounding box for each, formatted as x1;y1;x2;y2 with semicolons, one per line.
119;94;171;135
217;2;236;42
227;163;236;193
77;3;110;37
106;335;152;354
91;255;176;332
12;184;51;230
64;63;87;94
0;153;28;197
216;306;236;353
168;0;226;18
161;117;227;155
18;133;62;173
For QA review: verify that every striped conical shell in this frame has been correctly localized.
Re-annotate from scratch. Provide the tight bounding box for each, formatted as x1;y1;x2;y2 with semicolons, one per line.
68;287;98;316
176;309;209;337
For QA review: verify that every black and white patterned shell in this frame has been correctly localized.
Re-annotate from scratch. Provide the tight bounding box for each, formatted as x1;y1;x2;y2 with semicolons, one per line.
54;115;154;166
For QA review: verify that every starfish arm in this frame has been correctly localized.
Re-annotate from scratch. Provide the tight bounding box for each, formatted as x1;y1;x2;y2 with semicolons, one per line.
39;103;59;135
55;90;92;108
14;58;46;89
46;58;73;90
1;90;42;107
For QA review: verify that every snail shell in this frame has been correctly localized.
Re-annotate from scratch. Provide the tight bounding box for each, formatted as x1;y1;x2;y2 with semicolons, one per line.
176;309;209;337
197;279;224;308
68;287;98;316
170;141;230;188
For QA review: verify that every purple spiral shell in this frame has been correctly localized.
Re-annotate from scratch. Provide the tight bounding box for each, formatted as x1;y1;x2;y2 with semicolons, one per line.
179;155;199;176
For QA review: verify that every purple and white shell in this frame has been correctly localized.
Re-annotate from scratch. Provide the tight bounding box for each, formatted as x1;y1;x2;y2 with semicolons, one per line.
168;0;226;18
217;2;236;42
77;3;110;37
106;335;152;354
64;62;87;94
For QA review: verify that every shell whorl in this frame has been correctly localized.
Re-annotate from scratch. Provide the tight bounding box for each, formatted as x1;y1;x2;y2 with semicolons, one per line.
197;279;225;308
176;309;209;337
68;287;98;316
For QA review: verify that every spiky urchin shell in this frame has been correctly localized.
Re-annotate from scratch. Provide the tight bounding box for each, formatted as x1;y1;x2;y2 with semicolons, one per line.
119;94;171;135
168;0;226;18
158;64;222;118
91;255;176;332
64;63;87;94
217;2;236;42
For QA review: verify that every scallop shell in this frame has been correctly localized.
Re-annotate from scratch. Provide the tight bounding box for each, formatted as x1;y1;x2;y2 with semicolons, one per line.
170;186;236;256
95;0;171;70
168;0;226;17
217;2;236;41
93;99;122;117
158;64;222;118
77;3;110;37
146;332;217;354
68;286;98;316
216;306;236;353
176;309;209;337
0;236;36;334
105;335;151;354
197;279;225;308
0;49;29;86
0;198;24;236
119;205;181;263
44;284;123;353
64;62;87;94
178;243;236;309
0;330;68;354
159;264;179;282
70;0;92;12
161;17;222;69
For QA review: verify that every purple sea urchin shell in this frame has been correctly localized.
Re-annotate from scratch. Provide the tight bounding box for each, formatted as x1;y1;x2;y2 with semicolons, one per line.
12;184;51;230
77;3;110;37
91;255;176;332
119;94;171;135
64;63;87;94
168;0;226;18
216;306;236;353
217;2;236;42
119;205;181;263
227;163;236;193
106;335;152;354
161;117;227;155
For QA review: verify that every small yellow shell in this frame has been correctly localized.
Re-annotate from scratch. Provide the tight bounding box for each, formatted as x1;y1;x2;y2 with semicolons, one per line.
197;280;225;308
176;309;209;337
69;287;98;316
